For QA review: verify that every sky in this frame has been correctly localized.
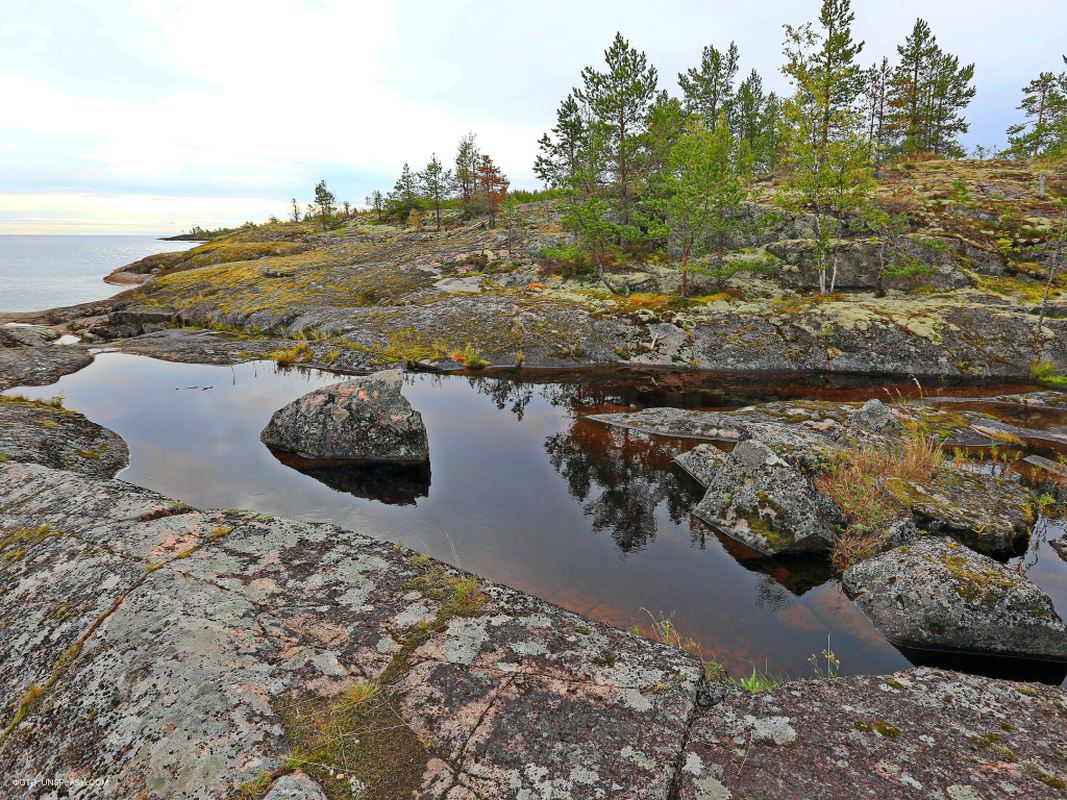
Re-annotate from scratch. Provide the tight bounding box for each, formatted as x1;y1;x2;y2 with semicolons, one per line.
1;0;1065;234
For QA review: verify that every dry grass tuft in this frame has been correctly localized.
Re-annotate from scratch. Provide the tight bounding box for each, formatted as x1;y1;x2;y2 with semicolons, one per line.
817;417;943;572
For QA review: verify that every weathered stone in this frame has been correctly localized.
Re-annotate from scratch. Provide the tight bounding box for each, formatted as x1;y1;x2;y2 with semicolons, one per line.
845;398;903;434
843;536;1067;662
262;771;328;800
673;443;726;487
0;344;93;391
1051;534;1067;561
765;236;974;291
260;370;429;462
0;398;128;479
905;467;1031;557
742;422;839;470
0;324;61;348
692;440;842;557
679;668;1067;800
885;517;919;549
0;461;701;799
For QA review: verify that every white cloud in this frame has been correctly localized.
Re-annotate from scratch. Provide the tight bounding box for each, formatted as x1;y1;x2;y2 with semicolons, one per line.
1;0;1065;232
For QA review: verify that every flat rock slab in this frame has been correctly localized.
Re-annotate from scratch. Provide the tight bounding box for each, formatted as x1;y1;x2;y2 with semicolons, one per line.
679;669;1067;800
1052;534;1067;561
843;536;1067;663
0;345;93;391
0;399;128;479
0;462;700;799
0;324;62;348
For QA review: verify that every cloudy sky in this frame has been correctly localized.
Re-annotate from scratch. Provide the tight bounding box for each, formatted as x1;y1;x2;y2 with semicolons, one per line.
1;0;1064;234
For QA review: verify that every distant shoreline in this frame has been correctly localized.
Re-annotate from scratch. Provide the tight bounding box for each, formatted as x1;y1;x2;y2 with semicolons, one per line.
158;233;212;241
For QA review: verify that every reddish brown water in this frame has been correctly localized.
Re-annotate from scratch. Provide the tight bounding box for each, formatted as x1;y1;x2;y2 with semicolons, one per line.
12;355;1067;684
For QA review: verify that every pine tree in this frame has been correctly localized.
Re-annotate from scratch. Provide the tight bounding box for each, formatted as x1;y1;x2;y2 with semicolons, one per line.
1005;71;1067;159
778;23;874;293
662;115;759;296
678;42;740;124
365;190;384;222
290;198;301;223
575;32;659;230
313;180;335;232
418;153;453;231
863;57;892;172
454;132;480;217
888;19;975;157
732;70;780;173
535;93;587;188
388;163;421;220
813;0;865;150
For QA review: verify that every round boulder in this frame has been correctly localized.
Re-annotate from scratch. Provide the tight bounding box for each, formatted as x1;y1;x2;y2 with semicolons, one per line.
260;370;429;462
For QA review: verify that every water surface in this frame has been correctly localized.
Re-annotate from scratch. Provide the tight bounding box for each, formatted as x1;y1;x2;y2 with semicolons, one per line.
10;355;1067;683
0;235;198;313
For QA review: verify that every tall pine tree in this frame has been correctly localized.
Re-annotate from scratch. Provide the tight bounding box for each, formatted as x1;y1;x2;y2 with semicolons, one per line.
575;33;659;230
678;42;740;125
1005;70;1067;159
535;93;587;188
888;19;975;157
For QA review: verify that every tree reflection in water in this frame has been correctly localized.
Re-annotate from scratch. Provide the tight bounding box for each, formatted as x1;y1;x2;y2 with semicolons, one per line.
544;417;704;554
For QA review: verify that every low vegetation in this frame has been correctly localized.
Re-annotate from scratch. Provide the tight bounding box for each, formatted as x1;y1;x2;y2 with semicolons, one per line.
816;410;944;572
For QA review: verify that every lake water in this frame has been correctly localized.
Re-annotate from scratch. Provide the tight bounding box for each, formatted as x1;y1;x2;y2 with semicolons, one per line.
10;355;1067;684
0;235;198;313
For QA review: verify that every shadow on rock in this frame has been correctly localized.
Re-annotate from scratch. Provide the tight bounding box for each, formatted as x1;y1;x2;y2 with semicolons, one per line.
891;643;1067;685
268;448;431;506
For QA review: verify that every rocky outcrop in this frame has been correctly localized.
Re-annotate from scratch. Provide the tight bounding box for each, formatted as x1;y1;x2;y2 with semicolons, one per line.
679;667;1067;800
674;443;726;487
843;536;1067;663
0;345;94;392
0;461;700;799
765;236;974;291
692;439;842;556
1051;534;1067;561
906;467;1031;557
0;399;128;479
0;324;62;348
260;370;429;462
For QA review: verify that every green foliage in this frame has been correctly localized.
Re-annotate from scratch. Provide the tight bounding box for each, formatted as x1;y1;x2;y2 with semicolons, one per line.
1005;70;1067;159
730;667;787;692
387;162;422;220
888;19;976;157
313;180;335;233
575;32;659;229
418;153;453;231
778;17;874;292
678;41;739;123
660;115;761;294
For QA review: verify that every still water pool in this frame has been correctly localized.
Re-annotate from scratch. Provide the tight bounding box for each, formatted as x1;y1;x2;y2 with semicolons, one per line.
11;354;1067;683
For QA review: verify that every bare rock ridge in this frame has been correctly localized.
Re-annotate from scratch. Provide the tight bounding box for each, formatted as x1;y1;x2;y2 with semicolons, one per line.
2;459;1067;798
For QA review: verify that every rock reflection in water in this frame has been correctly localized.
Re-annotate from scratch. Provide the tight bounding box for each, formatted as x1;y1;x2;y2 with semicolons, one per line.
544;417;704;554
690;516;835;607
267;449;431;506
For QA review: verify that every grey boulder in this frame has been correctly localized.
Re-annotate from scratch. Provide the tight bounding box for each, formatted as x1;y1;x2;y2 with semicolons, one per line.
260;370;429;462
843;536;1067;662
692;439;842;557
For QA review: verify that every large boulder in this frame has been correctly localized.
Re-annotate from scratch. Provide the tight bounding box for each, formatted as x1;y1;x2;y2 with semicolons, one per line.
260;370;429;462
692;439;842;557
904;467;1031;557
843;536;1067;663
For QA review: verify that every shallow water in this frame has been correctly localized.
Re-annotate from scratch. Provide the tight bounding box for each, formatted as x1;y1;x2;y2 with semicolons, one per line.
10;354;1067;684
0;235;198;313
